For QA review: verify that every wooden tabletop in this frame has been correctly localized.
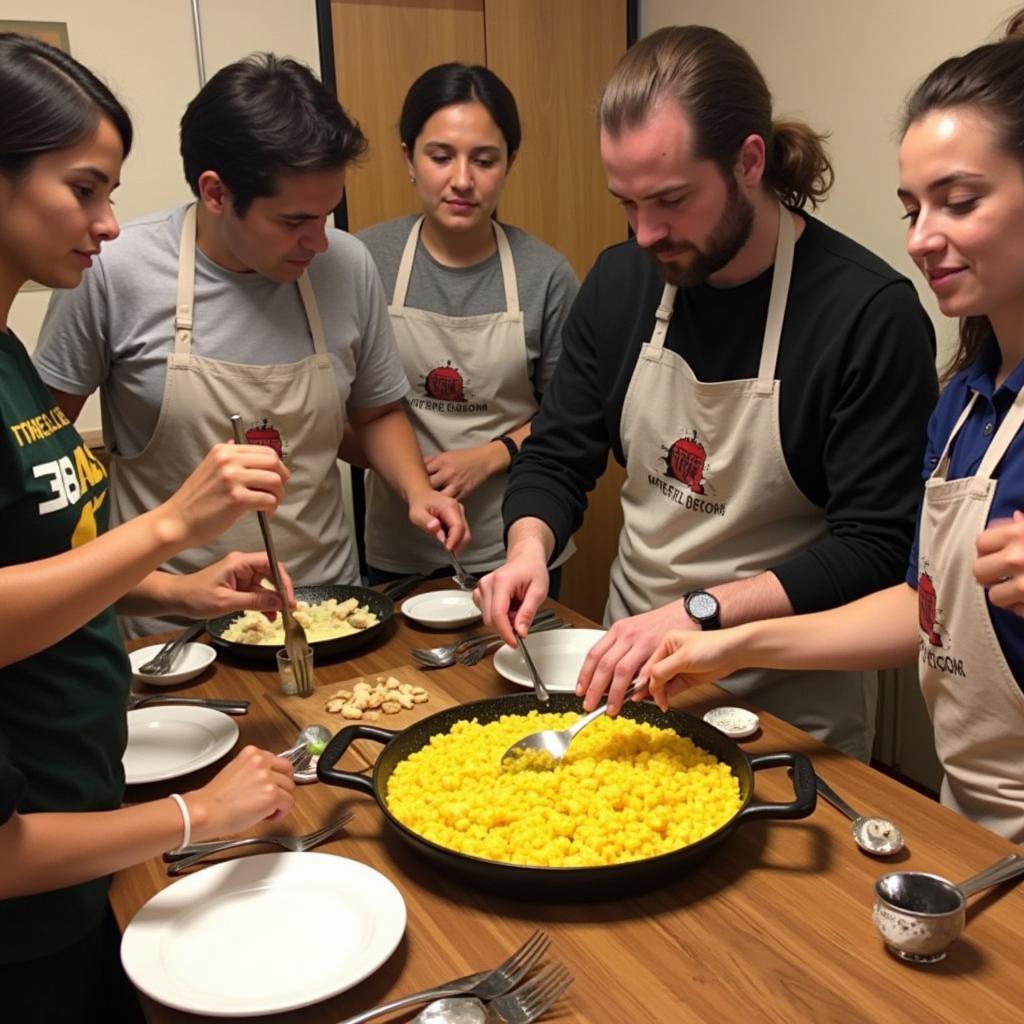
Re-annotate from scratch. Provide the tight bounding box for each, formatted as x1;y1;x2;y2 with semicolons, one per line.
113;589;1024;1024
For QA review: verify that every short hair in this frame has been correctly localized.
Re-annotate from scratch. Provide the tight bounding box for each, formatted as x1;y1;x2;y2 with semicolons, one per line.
399;63;521;156
180;53;368;215
0;33;132;180
599;26;833;210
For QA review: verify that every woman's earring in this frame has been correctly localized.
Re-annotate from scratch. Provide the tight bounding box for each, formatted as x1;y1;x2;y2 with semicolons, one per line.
409;175;416;184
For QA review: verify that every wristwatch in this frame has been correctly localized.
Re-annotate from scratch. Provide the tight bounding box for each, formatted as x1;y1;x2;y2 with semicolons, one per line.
492;434;518;469
684;590;721;630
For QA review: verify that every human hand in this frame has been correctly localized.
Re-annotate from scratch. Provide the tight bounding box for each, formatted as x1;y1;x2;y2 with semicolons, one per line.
160;443;288;550
185;745;295;842
165;552;296;621
639;629;747;711
424;444;503;500
473;539;550;647
975;509;1024;615
407;490;470;553
576;602;694;715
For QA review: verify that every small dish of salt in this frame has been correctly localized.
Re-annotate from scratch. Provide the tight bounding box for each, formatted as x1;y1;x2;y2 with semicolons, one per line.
703;706;760;739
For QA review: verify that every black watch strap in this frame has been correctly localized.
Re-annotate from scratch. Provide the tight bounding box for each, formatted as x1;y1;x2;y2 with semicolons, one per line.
492;434;518;468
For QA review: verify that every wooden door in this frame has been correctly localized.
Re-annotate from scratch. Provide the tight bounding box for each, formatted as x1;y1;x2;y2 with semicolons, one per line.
331;1;486;232
331;0;629;621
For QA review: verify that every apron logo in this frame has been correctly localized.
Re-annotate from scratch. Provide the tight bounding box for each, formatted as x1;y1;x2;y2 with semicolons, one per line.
664;432;708;494
917;571;943;647
918;569;967;677
245;418;289;462
424;361;467;402
411;361;488;414
646;430;726;516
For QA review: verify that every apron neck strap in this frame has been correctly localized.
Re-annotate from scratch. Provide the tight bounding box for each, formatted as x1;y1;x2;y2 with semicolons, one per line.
174;204;199;355
933;392;980;480
648;284;678;353
392;216;519;313
755;202;796;391
978;382;1024;479
174;202;325;357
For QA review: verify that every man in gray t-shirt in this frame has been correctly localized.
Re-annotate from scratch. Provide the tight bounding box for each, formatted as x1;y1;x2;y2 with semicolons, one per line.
33;54;468;635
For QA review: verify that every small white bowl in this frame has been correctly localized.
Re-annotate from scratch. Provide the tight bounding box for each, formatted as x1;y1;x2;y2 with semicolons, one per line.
129;643;217;687
401;590;482;629
702;706;760;739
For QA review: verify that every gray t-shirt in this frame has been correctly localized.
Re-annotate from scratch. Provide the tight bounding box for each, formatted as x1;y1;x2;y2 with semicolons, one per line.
34;205;409;457
355;216;578;399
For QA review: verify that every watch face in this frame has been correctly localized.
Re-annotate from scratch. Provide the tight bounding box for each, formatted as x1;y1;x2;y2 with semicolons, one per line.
687;592;718;621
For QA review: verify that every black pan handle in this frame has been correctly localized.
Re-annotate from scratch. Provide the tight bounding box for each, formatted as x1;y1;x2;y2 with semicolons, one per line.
733;752;817;823
316;724;397;793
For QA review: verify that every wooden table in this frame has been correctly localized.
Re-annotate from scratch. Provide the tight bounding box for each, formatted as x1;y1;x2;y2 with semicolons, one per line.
114;591;1024;1024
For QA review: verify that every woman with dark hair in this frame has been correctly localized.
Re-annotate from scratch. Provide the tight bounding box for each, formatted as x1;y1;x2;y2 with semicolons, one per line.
643;10;1024;842
0;35;296;1019
357;63;578;591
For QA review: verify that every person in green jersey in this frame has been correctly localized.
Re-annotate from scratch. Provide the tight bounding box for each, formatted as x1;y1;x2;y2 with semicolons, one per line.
0;34;296;1021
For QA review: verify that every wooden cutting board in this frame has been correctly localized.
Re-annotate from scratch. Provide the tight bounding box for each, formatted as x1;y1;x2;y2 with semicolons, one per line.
269;663;456;769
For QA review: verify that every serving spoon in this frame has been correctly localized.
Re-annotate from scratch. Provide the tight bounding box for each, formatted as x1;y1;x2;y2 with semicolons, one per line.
816;773;904;856
500;682;646;770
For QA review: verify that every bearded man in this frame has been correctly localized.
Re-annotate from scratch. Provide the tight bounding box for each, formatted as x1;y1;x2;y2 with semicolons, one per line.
475;25;938;760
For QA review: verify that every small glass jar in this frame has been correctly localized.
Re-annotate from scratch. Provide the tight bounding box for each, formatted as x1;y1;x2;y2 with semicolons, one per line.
275;645;314;697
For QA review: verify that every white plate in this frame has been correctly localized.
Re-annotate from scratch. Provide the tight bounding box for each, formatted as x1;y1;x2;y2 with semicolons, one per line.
493;628;607;691
121;852;406;1017
122;706;239;784
129;643;217;687
401;589;482;628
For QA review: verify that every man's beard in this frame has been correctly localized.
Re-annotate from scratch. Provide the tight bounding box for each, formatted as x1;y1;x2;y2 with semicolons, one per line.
648;177;754;288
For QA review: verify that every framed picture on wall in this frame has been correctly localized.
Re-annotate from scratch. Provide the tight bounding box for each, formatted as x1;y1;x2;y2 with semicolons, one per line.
1;21;71;292
0;19;70;53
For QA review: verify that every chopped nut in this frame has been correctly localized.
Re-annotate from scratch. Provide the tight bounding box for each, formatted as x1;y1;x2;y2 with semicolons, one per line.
397;694;414;709
363;710;380;721
412;693;428;703
341;705;363;720
381;700;401;715
326;698;347;713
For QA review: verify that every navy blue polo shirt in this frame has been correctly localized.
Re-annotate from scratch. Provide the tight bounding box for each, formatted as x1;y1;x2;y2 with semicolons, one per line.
908;339;1024;687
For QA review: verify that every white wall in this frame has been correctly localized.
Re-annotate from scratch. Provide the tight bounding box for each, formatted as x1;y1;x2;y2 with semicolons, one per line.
641;0;1023;366
5;0;321;433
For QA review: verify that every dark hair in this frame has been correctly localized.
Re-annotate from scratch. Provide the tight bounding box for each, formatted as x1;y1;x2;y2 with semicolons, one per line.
0;33;132;180
180;53;368;216
598;26;833;210
399;63;521;156
902;10;1024;380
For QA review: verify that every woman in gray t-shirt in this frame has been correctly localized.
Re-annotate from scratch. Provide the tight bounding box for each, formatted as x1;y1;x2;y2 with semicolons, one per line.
357;64;578;594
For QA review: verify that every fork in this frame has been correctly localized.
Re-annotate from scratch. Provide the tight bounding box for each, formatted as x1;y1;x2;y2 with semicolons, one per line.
335;930;550;1024
410;610;557;668
447;548;480;591
136;621;207;675
412;962;573;1024
230;413;312;695
460;621;570;667
164;812;353;873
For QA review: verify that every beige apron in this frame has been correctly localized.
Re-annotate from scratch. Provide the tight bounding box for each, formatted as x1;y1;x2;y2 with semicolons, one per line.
918;385;1024;840
608;205;876;760
365;217;571;573
111;204;355;637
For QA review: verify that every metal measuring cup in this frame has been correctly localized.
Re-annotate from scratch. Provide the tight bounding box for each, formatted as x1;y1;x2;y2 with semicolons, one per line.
873;852;1024;963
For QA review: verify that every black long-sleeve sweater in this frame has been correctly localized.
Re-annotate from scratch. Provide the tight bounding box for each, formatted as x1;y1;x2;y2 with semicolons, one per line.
503;212;939;613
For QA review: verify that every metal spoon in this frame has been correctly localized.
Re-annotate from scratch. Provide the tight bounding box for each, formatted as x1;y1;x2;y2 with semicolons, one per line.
281;724;332;784
816;774;904;856
412;998;486;1024
500;682;645;770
